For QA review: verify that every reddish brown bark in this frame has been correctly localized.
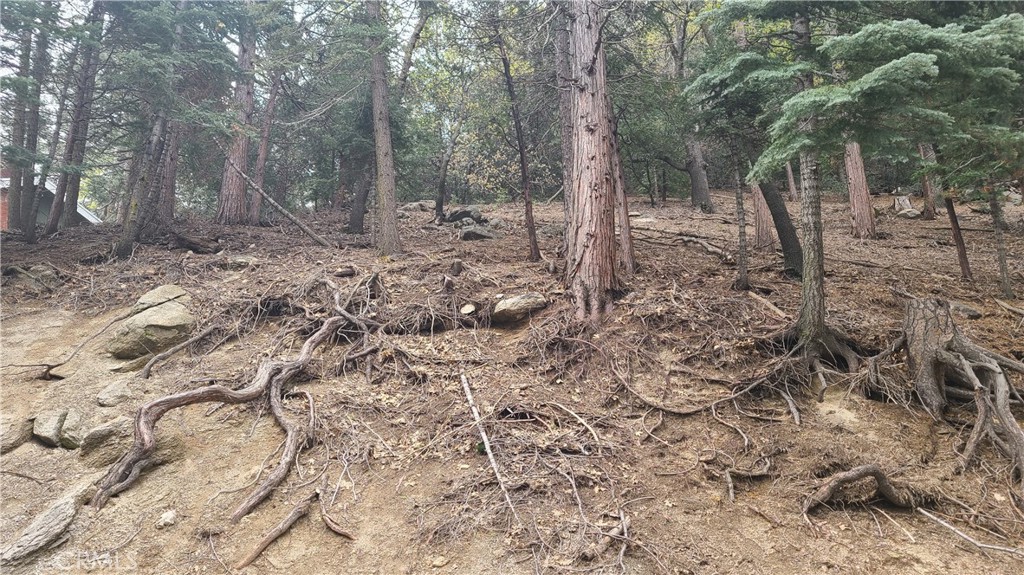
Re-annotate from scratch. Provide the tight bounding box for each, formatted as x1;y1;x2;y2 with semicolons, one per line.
844;141;876;239
217;23;256;225
751;182;774;250
249;72;281;224
367;0;401;255
565;0;618;323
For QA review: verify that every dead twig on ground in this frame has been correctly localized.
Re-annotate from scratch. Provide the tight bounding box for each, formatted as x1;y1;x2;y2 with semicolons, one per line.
459;370;522;528
917;508;1024;558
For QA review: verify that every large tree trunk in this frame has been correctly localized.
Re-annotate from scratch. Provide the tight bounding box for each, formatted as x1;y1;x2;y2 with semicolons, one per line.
216;21;256;225
433;105;466;224
759;180;803;278
685;137;715;213
496;31;540;262
249;71;281;224
6;27;32;230
844;141;876;239
793;12;827;356
29;35;78;243
785;160;799;201
887;298;1024;491
114;115;168;258
733;166;750;290
347;167;372;234
157;122;181;224
553;1;573;254
917;143;939;220
565;0;618;323
20;18;52;241
53;2;104;232
367;0;401;255
751;182;774;250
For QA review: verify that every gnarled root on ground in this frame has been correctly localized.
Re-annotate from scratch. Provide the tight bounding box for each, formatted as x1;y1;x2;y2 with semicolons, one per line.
802;464;915;515
864;298;1024;496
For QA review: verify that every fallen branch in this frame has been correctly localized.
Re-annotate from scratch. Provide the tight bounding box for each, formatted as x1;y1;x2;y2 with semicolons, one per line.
917;508;1024;558
632;226;733;262
582;516;632;561
995;298;1024;318
235;491;318;569
460;370;522;527
748;291;790;321
222;149;333;248
802;464;914;515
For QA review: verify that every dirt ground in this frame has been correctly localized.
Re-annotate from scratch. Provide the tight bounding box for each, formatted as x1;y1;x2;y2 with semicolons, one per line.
1;191;1022;575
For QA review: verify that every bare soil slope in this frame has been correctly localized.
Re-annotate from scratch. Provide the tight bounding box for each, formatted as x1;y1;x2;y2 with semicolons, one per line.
2;193;1022;574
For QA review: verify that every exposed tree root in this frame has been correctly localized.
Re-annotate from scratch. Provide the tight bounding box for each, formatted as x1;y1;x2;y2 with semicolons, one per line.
802;464;915;515
235;491;318;569
92;315;347;512
863;298;1024;495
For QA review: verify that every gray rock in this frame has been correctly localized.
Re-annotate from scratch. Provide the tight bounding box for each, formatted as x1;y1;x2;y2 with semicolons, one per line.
952;302;983;320
217;256;259;271
538;223;564;237
33;410;69;447
133;284;189;314
453;217;476;229
0;413;34;454
401;200;435;212
59;409;87;449
893;196;914;212
896;208;922;219
459;226;496;241
97;380;132;407
79;416;134;467
155;509;178;529
447;206;486;224
1005;191;1022;206
492;292;548;324
107;300;195;360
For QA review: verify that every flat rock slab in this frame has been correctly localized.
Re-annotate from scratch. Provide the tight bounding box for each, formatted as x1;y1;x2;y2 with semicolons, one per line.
0;413;34;454
460;226;497;241
492;292;548;324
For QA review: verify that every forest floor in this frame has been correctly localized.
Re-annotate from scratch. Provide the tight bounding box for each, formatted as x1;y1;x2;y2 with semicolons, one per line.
1;191;1023;575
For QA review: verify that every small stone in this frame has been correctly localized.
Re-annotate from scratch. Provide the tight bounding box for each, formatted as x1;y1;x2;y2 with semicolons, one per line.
33;409;69;447
951;302;983;320
97;380;132;407
0;412;34;454
220;256;259;270
460;303;477;315
155;510;178;529
1004;191;1022;206
492;292;548;324
430;556;449;568
59;409;87;449
896;208;922;219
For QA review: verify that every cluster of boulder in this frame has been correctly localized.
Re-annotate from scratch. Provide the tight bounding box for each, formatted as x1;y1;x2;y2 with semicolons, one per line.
399;200;503;241
2;285;196;461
